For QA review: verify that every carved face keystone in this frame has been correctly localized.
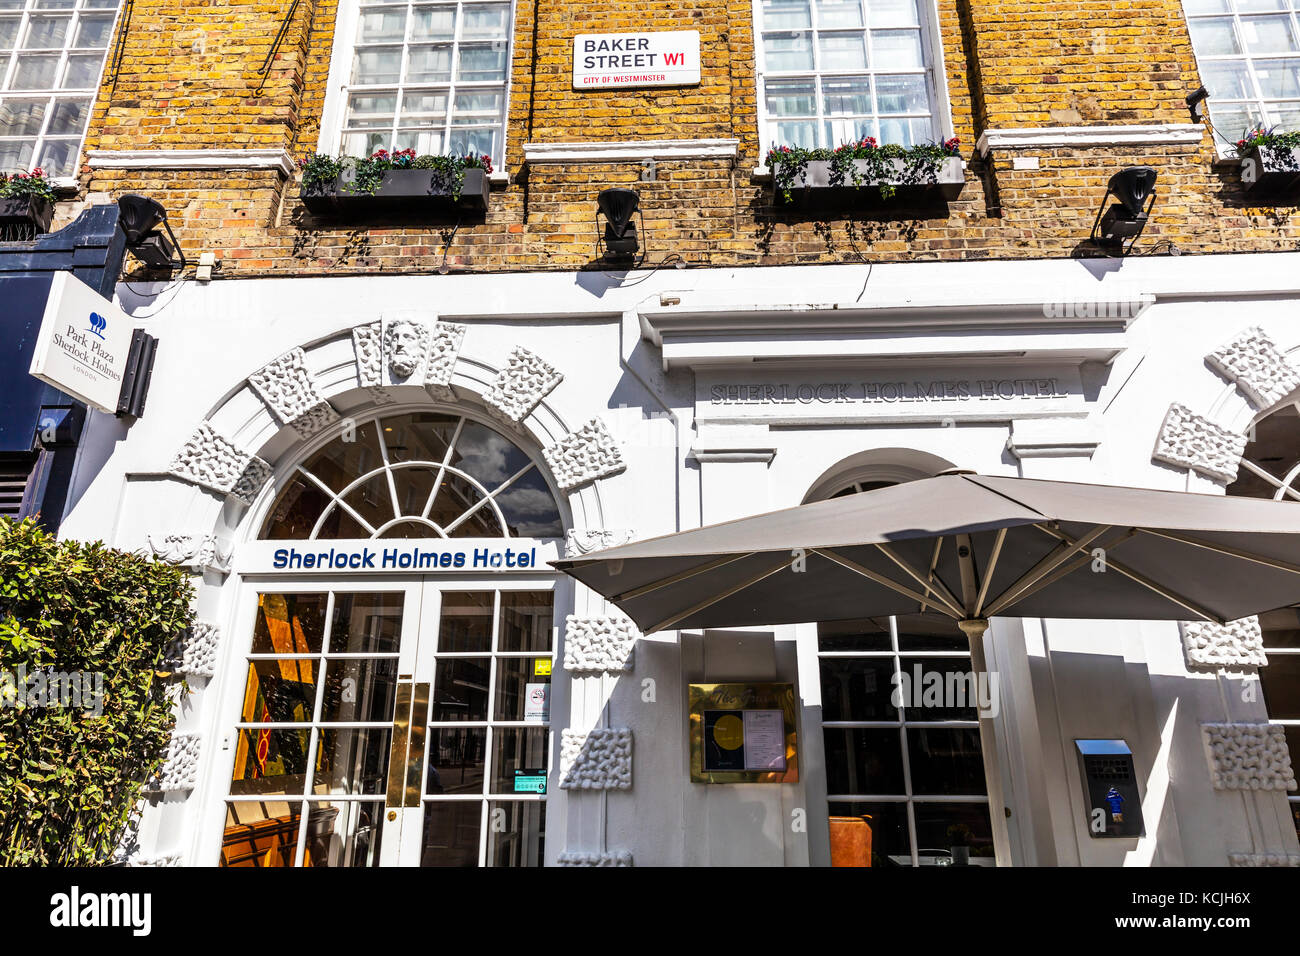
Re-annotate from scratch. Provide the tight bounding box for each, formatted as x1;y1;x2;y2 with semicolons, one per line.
385;321;424;379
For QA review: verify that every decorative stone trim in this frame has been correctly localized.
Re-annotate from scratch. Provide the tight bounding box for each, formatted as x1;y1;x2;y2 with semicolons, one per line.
1180;618;1268;671
544;418;626;492
133;853;185;867
146;533;233;573
248;347;340;440
524;138;739;163
1206;326;1300;409
1229;852;1300;867
85;147;297;177
425;321;467;399
975;123;1205;157
169;422;274;505
1152;403;1248;483
560;728;633;790
564;616;638;673
564;528;637;556
353;322;384;387
1202;723;1297;791
485;346;563;423
149;733;201;792
557;850;634;866
353;317;465;395
175;621;220;678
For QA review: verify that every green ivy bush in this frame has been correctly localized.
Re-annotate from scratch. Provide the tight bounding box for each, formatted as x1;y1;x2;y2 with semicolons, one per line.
0;517;194;865
765;136;961;203
297;148;495;202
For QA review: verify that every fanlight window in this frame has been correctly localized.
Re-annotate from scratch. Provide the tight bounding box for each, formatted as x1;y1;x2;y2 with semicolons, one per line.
261;412;564;540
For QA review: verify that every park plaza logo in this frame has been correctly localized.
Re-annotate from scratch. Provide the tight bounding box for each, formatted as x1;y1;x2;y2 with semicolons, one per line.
88;311;107;339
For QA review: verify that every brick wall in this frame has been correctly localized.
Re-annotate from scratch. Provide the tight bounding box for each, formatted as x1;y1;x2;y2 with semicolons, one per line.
55;0;1300;279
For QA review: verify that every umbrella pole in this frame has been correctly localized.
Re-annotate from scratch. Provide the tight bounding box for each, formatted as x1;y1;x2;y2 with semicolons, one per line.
958;616;1006;864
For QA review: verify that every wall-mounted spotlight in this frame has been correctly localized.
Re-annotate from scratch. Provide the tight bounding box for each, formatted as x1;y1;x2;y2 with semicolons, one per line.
1186;86;1210;123
1090;166;1157;256
597;187;641;262
117;194;186;271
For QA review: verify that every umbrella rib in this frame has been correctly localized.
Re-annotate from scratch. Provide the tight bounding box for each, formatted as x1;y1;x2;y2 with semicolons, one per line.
973;527;1008;618
919;537;945;614
643;553;796;634
1033;524;1223;624
1003;528;1137;610
813;549;962;620
873;543;965;618
982;524;1113;618
1134;527;1300;576
609;552;756;603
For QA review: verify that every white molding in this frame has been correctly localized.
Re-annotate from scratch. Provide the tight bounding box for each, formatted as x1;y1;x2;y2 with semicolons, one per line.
86;148;297;177
976;124;1206;157
523;139;739;164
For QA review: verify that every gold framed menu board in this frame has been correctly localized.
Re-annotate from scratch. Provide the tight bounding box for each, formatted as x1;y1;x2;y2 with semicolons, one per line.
688;682;799;784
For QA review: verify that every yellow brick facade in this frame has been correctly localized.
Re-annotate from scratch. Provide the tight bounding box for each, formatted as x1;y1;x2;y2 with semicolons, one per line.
50;0;1300;276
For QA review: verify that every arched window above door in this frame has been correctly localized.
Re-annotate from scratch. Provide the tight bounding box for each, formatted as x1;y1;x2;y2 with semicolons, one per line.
260;411;565;540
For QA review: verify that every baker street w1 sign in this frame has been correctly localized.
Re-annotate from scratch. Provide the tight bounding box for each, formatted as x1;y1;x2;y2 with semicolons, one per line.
572;30;701;89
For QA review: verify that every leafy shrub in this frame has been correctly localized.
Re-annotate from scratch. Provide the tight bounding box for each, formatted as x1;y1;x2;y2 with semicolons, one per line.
297;149;495;201
0;168;56;205
765;137;961;203
0;517;194;865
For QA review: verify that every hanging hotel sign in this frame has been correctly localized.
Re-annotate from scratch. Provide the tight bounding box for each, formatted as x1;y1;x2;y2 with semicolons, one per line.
28;272;144;416
572;30;701;89
697;365;1086;425
236;538;563;575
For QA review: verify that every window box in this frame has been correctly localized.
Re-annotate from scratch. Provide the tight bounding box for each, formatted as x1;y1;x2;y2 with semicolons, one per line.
1240;145;1300;195
0;195;54;236
300;167;491;215
771;156;965;202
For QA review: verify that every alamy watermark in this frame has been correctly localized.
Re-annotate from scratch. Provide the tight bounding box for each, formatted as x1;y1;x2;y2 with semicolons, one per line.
1042;292;1155;321
892;664;1000;719
0;666;104;717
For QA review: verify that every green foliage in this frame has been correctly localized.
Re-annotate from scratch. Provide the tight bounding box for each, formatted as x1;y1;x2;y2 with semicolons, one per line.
0;517;194;865
0;168;56;205
296;153;346;189
1234;124;1300;157
765;137;961;203
299;149;495;202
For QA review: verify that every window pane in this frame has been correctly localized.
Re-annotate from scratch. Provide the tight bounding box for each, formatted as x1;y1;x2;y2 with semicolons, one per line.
877;113;930;145
487;801;544;866
1188;16;1242;55
353;47;402;84
222;802;301;867
820;657;898;721
490;726;547;793
0;16;20;48
913;802;995;864
1200;59;1255;99
762;0;811;30
456;42;506;81
493;656;551;721
437;591;494;652
347;91;396;128
305;801;385;867
870;0;920;27
23;14;69;48
1238;0;1286;9
36;0;76;7
312;728;391;794
73;12;114;47
342;129;390;156
822;75;871;113
876;72;928;112
450;420;534;489
767;77;816;115
242;659;318;722
819;31;867;69
419;800;481;866
11;53;60;88
824;727;905;794
0;138;34;169
818;617;892;651
498;590;552;652
425;727;486;794
462;3;509;38
400;89;447;121
1240;14;1298;52
825;115;875;143
432;657;490;721
44;95;86;133
1261;654;1300;718
453;87;502;117
358;8;407;42
411;5;455;40
407;43;452;82
393;127;443;153
36;135;75;175
230;728;313;795
774;118;817;147
898;657;980;721
816;0;863;28
871;28;923;67
60;52;102;88
1268;103;1300;129
1210;102;1263;139
253;592;329;655
828;801;910;866
895;613;966;650
1257;58;1300;97
764;31;814;71
1184;0;1229;9
0;98;46;135
906;728;987;795
320;657;399;722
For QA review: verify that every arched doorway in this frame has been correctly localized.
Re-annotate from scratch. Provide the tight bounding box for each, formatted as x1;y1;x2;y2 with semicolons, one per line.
808;459;996;867
217;408;566;867
1226;401;1300;842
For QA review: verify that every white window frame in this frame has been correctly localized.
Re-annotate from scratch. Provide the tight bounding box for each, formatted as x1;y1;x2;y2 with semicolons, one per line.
0;0;125;187
316;0;516;174
751;0;956;154
1183;0;1300;158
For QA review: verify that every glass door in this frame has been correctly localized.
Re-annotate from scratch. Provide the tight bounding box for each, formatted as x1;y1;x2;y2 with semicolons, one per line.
219;579;553;867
